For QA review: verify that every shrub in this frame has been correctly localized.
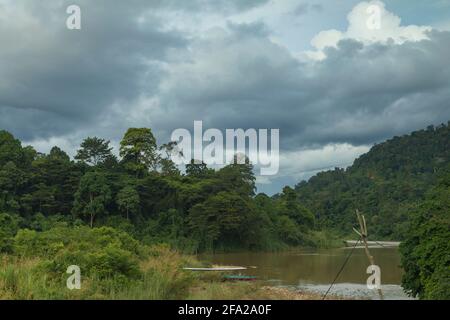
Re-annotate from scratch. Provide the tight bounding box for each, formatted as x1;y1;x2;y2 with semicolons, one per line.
0;213;22;253
14;226;143;280
400;173;450;300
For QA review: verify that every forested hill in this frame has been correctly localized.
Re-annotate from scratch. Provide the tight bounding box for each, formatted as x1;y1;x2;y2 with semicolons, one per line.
0;122;448;252
0;128;318;253
294;122;450;240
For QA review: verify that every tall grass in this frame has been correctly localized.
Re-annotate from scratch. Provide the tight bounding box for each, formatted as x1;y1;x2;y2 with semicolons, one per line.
0;246;199;300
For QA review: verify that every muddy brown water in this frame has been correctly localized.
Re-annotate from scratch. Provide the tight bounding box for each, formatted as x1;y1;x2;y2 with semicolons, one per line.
199;247;413;299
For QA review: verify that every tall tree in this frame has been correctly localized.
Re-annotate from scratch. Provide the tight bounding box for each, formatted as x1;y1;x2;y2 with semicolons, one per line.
0;162;26;212
73;172;111;227
116;185;140;220
188;191;253;250
217;156;256;197
21;183;56;215
278;186;315;229
159;142;181;176
0;130;34;168
119;128;158;177
400;170;450;299
31;147;81;215
75;137;113;166
186;159;211;178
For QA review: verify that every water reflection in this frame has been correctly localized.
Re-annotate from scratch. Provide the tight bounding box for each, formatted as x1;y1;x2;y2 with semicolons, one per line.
199;248;412;299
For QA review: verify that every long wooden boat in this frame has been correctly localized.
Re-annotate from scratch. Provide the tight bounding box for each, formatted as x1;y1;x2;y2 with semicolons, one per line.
344;240;400;247
223;275;257;281
183;266;247;271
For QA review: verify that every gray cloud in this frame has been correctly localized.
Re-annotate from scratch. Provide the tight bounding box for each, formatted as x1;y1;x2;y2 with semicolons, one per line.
0;0;269;141
151;27;450;150
0;0;192;141
0;1;449;195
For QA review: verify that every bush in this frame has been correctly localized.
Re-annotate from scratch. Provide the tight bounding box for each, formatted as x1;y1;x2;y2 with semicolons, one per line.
400;173;450;300
14;226;143;280
1;243;199;300
26;213;75;231
0;213;23;253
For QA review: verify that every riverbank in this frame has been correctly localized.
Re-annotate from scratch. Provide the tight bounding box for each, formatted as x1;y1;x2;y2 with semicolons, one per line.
0;224;349;300
0;225;406;300
188;282;348;300
185;266;349;300
0;254;349;300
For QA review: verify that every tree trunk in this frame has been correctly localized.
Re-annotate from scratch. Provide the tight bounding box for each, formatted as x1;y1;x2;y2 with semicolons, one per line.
90;193;94;228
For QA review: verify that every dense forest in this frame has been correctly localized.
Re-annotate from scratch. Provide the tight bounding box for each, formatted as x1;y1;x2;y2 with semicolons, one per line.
295;123;450;240
0;123;449;299
0;128;317;254
400;171;449;299
290;122;449;299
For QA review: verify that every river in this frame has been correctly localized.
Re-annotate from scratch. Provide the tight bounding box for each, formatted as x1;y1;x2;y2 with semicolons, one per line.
199;247;414;300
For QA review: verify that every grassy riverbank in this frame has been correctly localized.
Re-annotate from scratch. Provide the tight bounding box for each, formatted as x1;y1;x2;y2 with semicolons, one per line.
0;255;344;300
0;224;349;300
0;221;352;300
1;252;342;300
0;247;197;300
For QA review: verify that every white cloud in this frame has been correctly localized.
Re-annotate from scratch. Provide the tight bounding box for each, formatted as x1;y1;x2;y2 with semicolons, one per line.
24;136;80;158
255;143;371;188
281;143;370;177
308;1;432;60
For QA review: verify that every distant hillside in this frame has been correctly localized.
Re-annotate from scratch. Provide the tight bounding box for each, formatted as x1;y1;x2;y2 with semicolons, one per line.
294;122;450;240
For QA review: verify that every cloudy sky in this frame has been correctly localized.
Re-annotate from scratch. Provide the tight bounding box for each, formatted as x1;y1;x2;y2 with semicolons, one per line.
1;0;450;194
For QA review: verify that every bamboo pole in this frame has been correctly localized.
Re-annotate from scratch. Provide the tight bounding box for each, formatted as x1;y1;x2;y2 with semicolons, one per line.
355;209;384;300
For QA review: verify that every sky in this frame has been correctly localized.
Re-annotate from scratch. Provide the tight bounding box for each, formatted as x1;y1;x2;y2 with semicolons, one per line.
1;0;449;194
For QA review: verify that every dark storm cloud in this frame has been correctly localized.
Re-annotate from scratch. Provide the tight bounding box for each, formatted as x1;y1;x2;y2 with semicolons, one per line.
0;0;189;141
154;27;450;150
0;0;269;141
0;0;449;157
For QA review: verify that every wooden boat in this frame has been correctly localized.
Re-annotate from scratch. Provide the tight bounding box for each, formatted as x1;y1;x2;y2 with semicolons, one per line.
183;266;247;271
344;240;400;247
223;275;257;281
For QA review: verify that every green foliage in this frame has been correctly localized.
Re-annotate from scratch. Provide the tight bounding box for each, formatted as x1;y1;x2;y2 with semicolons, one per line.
73;172;112;227
116;185;140;220
186;160;212;178
120;128;158;176
27;147;82;215
400;171;450;300
158;142;181;176
0;213;23;253
0;123;448;299
0;130;30;168
278;187;314;230
217;160;256;197
2;123;447;261
14;226;142;280
0;237;197;300
188;192;255;251
0;127;323;252
276;215;304;245
0;162;26;212
295;123;450;240
75;137;113;166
